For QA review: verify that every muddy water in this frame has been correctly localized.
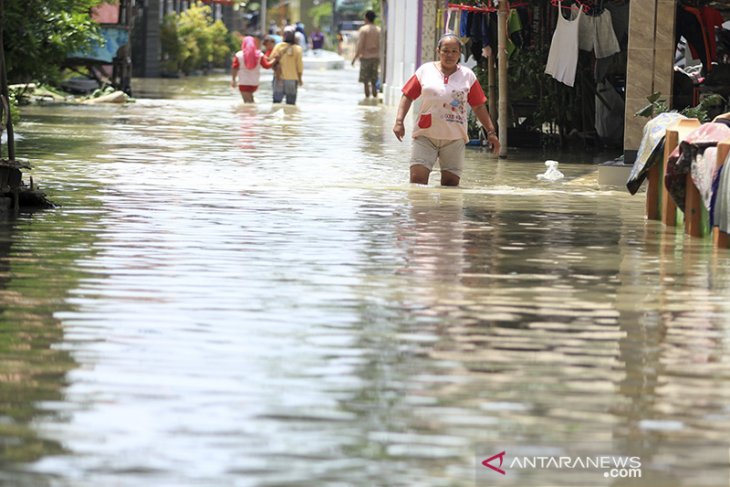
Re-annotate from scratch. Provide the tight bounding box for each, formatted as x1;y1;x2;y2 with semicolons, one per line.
2;67;730;487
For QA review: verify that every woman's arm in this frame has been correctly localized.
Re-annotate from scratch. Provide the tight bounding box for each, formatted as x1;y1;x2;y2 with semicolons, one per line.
393;95;414;141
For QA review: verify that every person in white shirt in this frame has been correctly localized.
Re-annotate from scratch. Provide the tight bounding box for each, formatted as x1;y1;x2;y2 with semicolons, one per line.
393;34;500;186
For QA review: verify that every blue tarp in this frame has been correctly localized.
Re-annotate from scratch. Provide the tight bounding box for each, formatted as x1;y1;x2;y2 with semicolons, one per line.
70;27;128;64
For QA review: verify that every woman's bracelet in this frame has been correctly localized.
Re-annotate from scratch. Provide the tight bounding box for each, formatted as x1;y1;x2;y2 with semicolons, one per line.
486;129;497;137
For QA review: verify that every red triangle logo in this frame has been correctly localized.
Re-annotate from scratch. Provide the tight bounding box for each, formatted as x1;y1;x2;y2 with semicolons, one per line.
482;451;506;475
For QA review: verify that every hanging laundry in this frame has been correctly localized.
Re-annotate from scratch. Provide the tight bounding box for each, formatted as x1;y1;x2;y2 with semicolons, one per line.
676;4;712;72
545;3;582;87
506;9;524;58
445;8;461;35
467;12;489;62
460;10;469;38
700;4;724;63
578;9;620;59
606;1;629;48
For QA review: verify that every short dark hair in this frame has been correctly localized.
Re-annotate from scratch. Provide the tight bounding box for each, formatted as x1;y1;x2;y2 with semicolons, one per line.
437;34;463;52
365;10;376;22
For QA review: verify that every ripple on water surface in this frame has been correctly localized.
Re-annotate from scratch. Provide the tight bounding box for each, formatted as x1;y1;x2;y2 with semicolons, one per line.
4;70;730;486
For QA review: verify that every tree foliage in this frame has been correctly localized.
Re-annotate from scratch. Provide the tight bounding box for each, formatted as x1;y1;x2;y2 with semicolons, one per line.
161;2;234;76
1;0;103;84
308;2;332;30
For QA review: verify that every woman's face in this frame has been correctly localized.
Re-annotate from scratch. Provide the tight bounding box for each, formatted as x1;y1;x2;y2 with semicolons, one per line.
438;38;461;69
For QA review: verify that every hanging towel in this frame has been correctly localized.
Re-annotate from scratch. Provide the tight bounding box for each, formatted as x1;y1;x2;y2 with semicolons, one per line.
506;9;524;58
460;10;469;38
545;3;582;87
445;8;460;35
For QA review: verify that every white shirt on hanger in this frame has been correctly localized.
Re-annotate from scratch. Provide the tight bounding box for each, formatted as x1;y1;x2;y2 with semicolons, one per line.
545;3;582;87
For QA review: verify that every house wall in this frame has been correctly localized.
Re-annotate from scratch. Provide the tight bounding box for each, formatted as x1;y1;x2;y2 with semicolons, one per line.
92;2;120;24
623;0;677;162
383;0;422;106
421;0;439;65
385;0;682;160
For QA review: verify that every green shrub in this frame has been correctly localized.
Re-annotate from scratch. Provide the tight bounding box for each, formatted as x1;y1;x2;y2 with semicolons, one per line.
636;92;727;122
160;2;233;75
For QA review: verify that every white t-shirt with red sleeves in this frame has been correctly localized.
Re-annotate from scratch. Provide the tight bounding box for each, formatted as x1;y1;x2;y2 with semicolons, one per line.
232;50;264;87
402;62;487;142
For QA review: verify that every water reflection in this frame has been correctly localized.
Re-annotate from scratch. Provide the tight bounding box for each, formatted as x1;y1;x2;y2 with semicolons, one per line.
4;69;730;486
0;209;103;485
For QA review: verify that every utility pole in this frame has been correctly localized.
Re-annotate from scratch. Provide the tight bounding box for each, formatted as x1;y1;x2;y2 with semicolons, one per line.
331;0;337;38
497;0;508;158
261;0;267;34
0;0;16;160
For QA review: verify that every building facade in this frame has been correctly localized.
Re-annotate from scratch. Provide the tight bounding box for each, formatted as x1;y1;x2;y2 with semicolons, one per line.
381;0;707;161
381;0;439;106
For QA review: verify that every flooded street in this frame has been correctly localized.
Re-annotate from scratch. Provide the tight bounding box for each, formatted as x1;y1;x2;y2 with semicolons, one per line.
3;67;730;486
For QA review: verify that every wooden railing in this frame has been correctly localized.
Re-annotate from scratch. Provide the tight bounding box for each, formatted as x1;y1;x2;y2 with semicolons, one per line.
644;118;730;248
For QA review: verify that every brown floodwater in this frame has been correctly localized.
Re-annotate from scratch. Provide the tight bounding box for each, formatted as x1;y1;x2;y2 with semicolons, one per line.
2;67;730;487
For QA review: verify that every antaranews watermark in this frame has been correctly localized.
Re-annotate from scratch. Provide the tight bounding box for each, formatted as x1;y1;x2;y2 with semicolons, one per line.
481;450;640;479
475;442;729;487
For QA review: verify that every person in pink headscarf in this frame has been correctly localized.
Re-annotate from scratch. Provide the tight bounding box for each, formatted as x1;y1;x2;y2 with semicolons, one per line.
231;35;276;103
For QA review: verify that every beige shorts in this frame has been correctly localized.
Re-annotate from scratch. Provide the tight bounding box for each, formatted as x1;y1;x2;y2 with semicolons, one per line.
410;136;466;177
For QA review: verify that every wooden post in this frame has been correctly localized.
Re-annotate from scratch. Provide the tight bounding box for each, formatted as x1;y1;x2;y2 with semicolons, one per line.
684;173;703;237
497;0;508;158
713;139;730;248
661;129;679;226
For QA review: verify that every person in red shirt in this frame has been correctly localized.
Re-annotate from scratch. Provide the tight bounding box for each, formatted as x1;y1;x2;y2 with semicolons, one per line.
231;36;277;103
393;34;499;186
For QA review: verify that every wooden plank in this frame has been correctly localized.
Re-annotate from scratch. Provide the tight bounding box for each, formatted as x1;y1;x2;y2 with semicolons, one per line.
646;164;660;220
661;129;679;226
685;173;703;237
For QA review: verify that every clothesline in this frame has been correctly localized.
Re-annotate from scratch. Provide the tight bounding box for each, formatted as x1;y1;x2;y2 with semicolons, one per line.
549;0;594;14
448;0;603;14
446;2;528;13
